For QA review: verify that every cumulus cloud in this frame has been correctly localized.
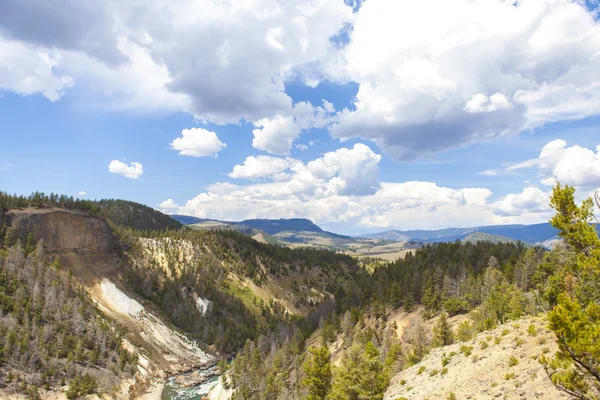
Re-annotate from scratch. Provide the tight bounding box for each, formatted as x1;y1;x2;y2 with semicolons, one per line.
161;179;544;232
500;139;600;188
252;101;335;155
5;0;600;161
464;93;512;114
161;143;550;231
0;37;74;101
108;160;143;179
158;198;178;213
252;116;301;155
170;128;226;157
537;139;600;187
77;191;86;196
229;156;301;180
492;187;551;217
329;0;600;159
1;0;353;125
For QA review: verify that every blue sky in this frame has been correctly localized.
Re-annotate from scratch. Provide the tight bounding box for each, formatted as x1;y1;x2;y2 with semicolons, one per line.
1;0;600;234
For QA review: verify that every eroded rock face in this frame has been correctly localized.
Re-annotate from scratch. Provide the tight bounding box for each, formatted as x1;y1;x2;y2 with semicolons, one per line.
5;208;118;253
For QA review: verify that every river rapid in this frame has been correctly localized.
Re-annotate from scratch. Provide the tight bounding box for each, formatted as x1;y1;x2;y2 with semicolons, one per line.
161;365;221;400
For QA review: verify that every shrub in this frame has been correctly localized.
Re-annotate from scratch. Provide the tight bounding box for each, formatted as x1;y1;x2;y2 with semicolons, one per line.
480;340;489;350
527;324;537;337
459;345;473;357
515;338;525;347
505;372;516;380
456;320;476;342
494;337;501;345
443;298;470;316
501;329;510;336
447;392;457;400
66;374;97;400
441;367;448;375
417;366;426;375
429;369;440;377
508;356;519;367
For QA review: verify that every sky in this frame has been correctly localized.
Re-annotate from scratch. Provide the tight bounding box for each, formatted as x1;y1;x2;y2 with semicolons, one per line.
1;0;600;235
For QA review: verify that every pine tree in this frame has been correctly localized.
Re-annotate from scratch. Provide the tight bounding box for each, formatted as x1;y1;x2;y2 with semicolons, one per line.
329;342;389;400
302;345;332;400
541;184;600;399
432;312;454;347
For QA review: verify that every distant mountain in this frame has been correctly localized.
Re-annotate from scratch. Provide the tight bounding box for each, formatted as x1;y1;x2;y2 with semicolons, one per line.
358;230;411;242
171;214;206;225
360;223;570;244
461;232;518;244
239;218;324;235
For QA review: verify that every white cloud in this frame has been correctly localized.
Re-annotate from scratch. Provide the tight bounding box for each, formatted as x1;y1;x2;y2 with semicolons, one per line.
170;128;226;158
295;144;309;151
505;158;540;172
229;156;301;180
158;198;178;213
537;139;600;187
1;0;354;126
77;191;86;196
306;143;381;196
478;169;498;176
492;187;551;217
464;93;512;113
251;101;335;155
329;0;600;159
0;37;74;101
108;160;143;179
164;178;547;232
162;143;552;231
252;116;301;155
499;139;600;188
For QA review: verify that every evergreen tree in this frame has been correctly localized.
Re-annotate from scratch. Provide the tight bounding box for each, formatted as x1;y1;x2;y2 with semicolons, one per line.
302;346;332;400
541;184;600;399
432;312;454;347
329;342;389;400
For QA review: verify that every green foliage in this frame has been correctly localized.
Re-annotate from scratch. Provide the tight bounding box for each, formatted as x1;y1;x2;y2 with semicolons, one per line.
443;298;470;316
541;184;600;399
417;366;426;375
302;346;332;400
459;345;473;357
509;356;519;367
0;242;135;393
456;320;476;342
432;312;454;347
329;342;390;400
528;324;538;337
65;374;97;399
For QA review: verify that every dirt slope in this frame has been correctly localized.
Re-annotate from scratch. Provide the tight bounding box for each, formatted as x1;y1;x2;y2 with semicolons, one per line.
384;316;568;400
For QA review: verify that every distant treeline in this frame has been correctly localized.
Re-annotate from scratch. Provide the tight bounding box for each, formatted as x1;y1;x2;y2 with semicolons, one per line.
0;191;182;231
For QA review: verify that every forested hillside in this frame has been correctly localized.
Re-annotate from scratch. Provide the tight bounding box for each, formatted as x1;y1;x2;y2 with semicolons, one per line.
1;186;599;400
0;191;182;231
222;184;600;400
0;240;137;399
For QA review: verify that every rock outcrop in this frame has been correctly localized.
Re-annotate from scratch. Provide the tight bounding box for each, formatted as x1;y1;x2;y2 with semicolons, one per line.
5;208;118;254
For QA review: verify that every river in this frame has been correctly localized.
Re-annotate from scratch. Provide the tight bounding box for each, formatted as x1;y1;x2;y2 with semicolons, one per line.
161;365;221;400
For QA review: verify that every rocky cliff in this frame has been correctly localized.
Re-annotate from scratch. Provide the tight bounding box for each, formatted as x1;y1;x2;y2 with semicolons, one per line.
5;208;118;254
